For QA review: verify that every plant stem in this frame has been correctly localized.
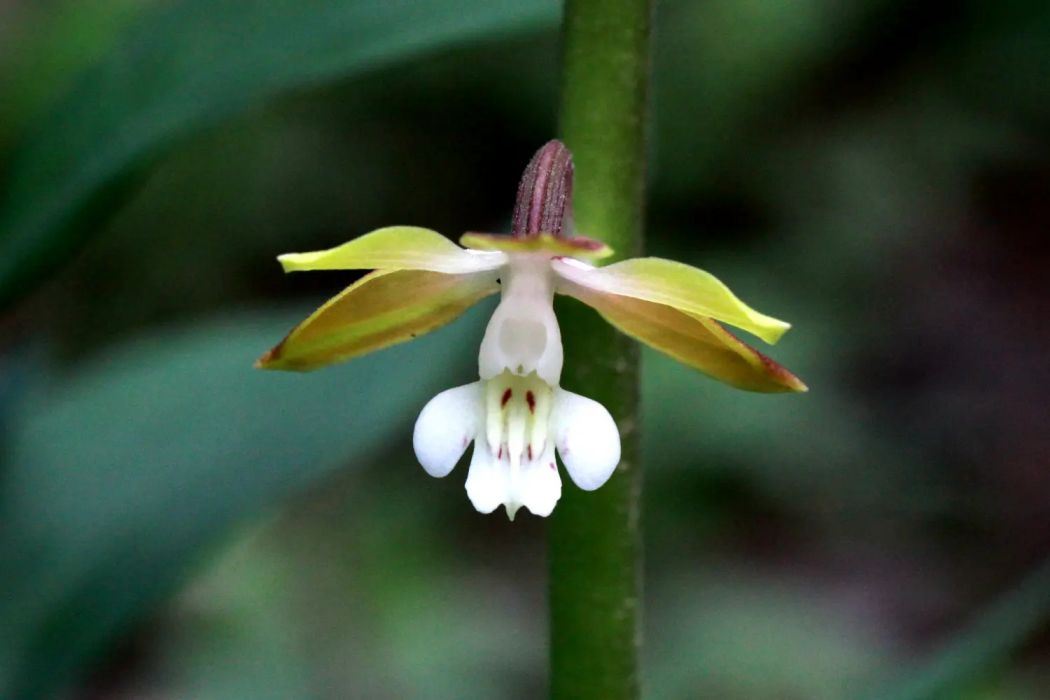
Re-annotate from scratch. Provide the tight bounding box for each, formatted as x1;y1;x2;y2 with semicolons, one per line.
549;0;651;698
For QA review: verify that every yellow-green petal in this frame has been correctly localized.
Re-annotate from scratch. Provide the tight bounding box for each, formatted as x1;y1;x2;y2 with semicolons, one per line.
256;269;497;371
278;226;506;274
560;278;806;393
460;231;613;260
552;257;791;344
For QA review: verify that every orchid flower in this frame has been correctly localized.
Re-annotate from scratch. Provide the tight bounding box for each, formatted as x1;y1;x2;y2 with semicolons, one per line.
257;140;805;519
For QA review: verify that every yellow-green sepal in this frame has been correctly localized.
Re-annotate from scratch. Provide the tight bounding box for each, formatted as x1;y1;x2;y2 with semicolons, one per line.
460;232;613;260
559;278;806;393
553;257;790;344
278;226;506;274
256;269;497;371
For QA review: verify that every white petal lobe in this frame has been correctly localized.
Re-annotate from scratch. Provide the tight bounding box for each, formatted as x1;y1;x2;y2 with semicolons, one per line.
413;381;483;478
552;388;621;491
516;445;562;517
464;444;509;514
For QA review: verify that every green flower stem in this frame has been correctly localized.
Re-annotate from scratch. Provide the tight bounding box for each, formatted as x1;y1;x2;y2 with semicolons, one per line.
550;0;651;698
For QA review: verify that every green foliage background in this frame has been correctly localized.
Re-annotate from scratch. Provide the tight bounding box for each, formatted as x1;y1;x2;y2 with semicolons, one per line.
1;0;1049;698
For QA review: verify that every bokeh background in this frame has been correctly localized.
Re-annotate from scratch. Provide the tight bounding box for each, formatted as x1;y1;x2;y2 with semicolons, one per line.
2;1;1049;698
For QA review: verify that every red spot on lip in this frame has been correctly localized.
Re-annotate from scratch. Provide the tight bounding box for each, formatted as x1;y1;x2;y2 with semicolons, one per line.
497;446;503;460
549;462;556;471
526;391;536;413
527;445;533;461
501;388;512;407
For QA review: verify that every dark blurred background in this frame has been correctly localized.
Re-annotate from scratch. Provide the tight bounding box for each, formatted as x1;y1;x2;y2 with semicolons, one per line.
1;0;1049;698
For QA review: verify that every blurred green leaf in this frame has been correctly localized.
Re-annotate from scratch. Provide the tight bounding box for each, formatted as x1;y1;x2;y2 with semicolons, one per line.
0;302;489;699
868;557;1050;700
0;0;145;143
151;528;319;700
650;0;893;200
646;572;890;699
0;0;558;309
